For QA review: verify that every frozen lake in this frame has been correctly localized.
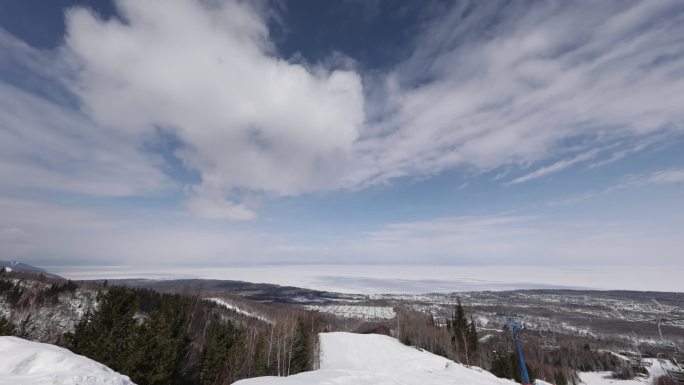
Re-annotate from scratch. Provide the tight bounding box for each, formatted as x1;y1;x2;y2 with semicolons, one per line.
44;265;683;294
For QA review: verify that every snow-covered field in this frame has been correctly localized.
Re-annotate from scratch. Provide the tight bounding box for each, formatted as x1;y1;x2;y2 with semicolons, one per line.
0;336;135;385
235;332;517;385
579;357;682;385
579;372;647;385
304;304;395;319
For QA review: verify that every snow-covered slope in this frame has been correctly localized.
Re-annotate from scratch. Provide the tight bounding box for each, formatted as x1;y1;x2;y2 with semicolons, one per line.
0;336;135;385
235;332;517;385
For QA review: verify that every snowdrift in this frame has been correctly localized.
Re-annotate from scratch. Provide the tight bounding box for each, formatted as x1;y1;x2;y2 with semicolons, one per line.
235;332;518;385
0;336;135;385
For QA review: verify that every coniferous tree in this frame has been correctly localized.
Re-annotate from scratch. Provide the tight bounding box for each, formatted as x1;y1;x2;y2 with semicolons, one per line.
65;287;139;373
290;317;312;374
468;316;479;355
128;294;191;385
491;350;514;379
448;298;471;364
0;315;15;336
200;319;246;385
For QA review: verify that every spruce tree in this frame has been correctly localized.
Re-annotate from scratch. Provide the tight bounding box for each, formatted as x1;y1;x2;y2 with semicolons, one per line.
0;315;15;336
448;298;469;363
200;319;245;385
127;294;191;385
290;317;312;374
65;287;139;373
468;316;479;354
491;350;514;379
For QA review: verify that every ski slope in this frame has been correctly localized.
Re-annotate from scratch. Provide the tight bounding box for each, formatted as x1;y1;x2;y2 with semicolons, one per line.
0;336;135;385
235;332;518;385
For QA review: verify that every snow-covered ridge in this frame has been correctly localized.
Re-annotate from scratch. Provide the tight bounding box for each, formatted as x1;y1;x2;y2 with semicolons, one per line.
206;297;273;324
235;332;518;385
0;336;135;385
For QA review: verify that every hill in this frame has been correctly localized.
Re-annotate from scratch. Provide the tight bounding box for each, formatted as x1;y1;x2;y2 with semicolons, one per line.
0;261;62;279
235;332;517;385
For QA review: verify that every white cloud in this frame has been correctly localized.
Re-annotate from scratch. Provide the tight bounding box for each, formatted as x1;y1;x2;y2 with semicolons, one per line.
2;196;680;267
185;186;256;220
508;149;600;184
646;169;684;185
0;227;29;241
352;1;684;186
0;81;170;196
1;0;684;221
61;0;364;214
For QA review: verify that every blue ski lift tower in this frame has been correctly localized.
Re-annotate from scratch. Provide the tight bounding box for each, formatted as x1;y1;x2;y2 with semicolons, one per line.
506;315;531;385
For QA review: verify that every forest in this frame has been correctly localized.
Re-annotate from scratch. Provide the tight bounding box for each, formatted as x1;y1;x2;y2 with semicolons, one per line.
0;270;316;385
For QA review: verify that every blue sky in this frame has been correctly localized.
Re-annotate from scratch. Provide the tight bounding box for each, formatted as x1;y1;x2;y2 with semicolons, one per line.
0;0;683;269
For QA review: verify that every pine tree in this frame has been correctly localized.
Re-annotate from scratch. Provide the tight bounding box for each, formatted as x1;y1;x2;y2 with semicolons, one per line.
290;317;311;374
491;350;514;379
448;299;467;362
0;315;15;336
127;294;191;385
200;319;246;385
65;287;139;373
468;316;479;354
448;298;471;364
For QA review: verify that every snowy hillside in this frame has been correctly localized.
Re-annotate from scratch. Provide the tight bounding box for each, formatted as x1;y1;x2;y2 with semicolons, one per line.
0;336;135;385
235;332;517;385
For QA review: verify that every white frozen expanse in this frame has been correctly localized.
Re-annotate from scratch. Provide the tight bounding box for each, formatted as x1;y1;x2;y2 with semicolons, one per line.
0;336;135;385
304;304;396;319
579;372;647;385
235;332;518;385
46;265;684;294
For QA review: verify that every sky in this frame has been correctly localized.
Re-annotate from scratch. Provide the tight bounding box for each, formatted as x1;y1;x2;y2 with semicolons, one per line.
0;0;683;275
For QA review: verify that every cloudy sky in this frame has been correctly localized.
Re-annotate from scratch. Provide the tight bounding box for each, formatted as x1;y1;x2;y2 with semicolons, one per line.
0;0;683;271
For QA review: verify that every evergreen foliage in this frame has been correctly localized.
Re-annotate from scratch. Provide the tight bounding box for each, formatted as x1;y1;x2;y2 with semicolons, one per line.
447;298;479;364
490;350;515;379
290;317;312;374
0;315;15;336
65;287;139;375
43;280;78;304
0;279;24;306
127;294;191;385
6;278;319;385
199;318;246;385
468;316;479;353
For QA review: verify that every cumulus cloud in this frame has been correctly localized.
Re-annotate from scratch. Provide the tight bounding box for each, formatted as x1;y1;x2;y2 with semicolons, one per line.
185;186;256;220
60;0;364;217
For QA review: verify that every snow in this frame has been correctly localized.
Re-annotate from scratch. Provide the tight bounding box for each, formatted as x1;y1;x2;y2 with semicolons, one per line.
206;297;273;324
0;337;135;385
578;372;647;385
47;265;684;294
304;304;396;319
579;357;683;385
234;332;518;385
